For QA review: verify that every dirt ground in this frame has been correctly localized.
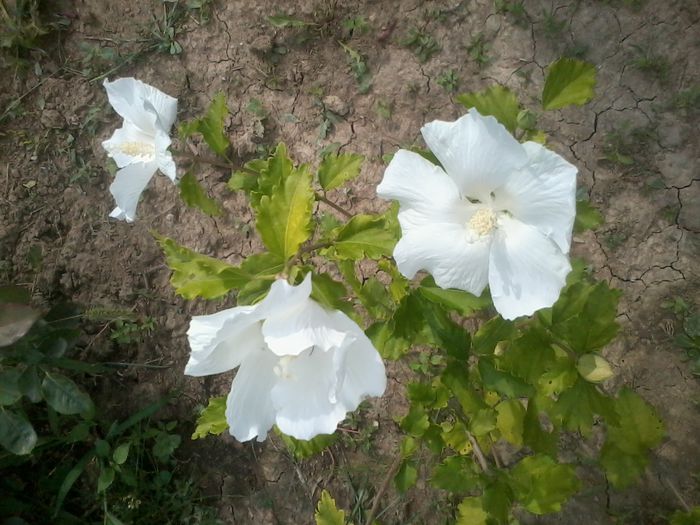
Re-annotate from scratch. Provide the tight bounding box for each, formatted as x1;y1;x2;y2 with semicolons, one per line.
1;0;698;523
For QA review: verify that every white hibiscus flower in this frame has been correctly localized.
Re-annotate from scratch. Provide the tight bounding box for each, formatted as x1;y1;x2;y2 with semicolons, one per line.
377;109;577;320
101;77;178;222
185;274;387;442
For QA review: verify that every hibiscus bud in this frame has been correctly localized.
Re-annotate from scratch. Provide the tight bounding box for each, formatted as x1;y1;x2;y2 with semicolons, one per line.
516;109;538;131
576;354;614;383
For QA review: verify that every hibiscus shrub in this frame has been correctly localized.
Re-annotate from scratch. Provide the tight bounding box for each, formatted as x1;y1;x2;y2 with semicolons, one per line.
96;57;667;524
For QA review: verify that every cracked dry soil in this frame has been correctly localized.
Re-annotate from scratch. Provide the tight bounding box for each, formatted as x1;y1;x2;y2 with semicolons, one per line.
0;0;698;523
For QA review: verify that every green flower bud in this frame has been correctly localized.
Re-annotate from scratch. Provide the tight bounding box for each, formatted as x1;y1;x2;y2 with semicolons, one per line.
576;354;614;383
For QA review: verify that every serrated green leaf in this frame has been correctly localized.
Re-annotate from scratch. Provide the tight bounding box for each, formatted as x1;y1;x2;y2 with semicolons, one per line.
42;373;93;416
456;497;489;525
574;199;603;232
431;456;481;493
473;316;515;356
482;479;513;524
600;388;665;488
478;359;534;398
509;454;580;514
366;321;410;360
470;408;497;436
153;433;181;462
318;152;364;191
328;214;398;260
419;277;491;316
192;396;228;439
542;58;596;110
279;431;336;460
310;273;352;315
228;170;258;192
670;507;700;525
442;363;486;416
537;357;578;396
441;421;472;455
156;236;247;299
523;395;558;456
315;490;346;525
179;171;222;216
555;281;622;353
180;92;229;157
255;164;314;260
401;404;430;437
395;460;418;493
456;84;521;133
0;409;37;455
18;365;42;403
551;379;617;435
496;399;525;446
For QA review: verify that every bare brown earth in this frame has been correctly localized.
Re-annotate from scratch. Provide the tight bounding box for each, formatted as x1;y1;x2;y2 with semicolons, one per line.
0;0;698;523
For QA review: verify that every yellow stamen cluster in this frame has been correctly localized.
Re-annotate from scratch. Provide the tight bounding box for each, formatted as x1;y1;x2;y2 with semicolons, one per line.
468;208;497;236
118;141;155;158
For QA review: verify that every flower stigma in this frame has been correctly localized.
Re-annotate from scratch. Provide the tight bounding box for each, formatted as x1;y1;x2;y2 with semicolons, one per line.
273;355;295;379
467;208;497;236
116;141;156;159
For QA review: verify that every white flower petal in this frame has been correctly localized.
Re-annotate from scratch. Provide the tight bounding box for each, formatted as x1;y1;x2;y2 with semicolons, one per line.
377;149;463;229
393;222;491;296
108;161;158;222
493;141;577;253
155;129;177;181
185;306;263;376
332;318;386;410
139;82;178;132
489;216;572;320
103;78;158;132
421;110;527;200
226;350;280;442
271;347;347;440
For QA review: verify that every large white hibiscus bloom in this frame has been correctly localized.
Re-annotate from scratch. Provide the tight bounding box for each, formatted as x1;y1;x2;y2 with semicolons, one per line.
377;109;577;320
185;274;387;442
101;77;178;222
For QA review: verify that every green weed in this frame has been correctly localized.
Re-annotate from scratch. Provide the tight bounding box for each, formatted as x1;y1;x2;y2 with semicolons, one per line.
541;8;566;38
467;33;490;67
630;44;670;81
340;41;371;93
436;69;460;93
402;28;441;63
495;0;529;27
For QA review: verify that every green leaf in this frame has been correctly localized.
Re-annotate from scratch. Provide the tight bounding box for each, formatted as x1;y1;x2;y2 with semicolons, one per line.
395;460;418;493
314;490;346;525
470;408;497;436
179;171;222;216
279;431;336;460
112;442;130;465
97;467;115;493
327;213;398;260
478;359;534;398
431;456;481;493
574;199;603;232
472;317;515;356
555;281;622;353
419;277;491;316
192;396;228;439
523;396;558;456
441;421;472;455
0;409;37;455
401;404;430;437
499;328;556;385
537;357;578;395
0;368;22;405
180;92;229;157
456;84;520;133
600;388;665;488
156;236;245;299
456;497;489;525
496;399;525;446
310;273;352;315
318;152;364;191
153;432;181;462
256;143;294;201
509;454;580;514
18;365;42;403
268;13;315;28
0;303;41;347
41;373;94;416
542;58;597;110
551;379;617;435
255;164;314;260
670;507;700;525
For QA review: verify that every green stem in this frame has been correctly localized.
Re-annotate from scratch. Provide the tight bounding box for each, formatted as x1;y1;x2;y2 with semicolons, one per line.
174;150;234;170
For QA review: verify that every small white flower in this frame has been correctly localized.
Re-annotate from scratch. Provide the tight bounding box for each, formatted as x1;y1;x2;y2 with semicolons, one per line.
377;109;577;320
101;77;178;222
185;274;387;442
